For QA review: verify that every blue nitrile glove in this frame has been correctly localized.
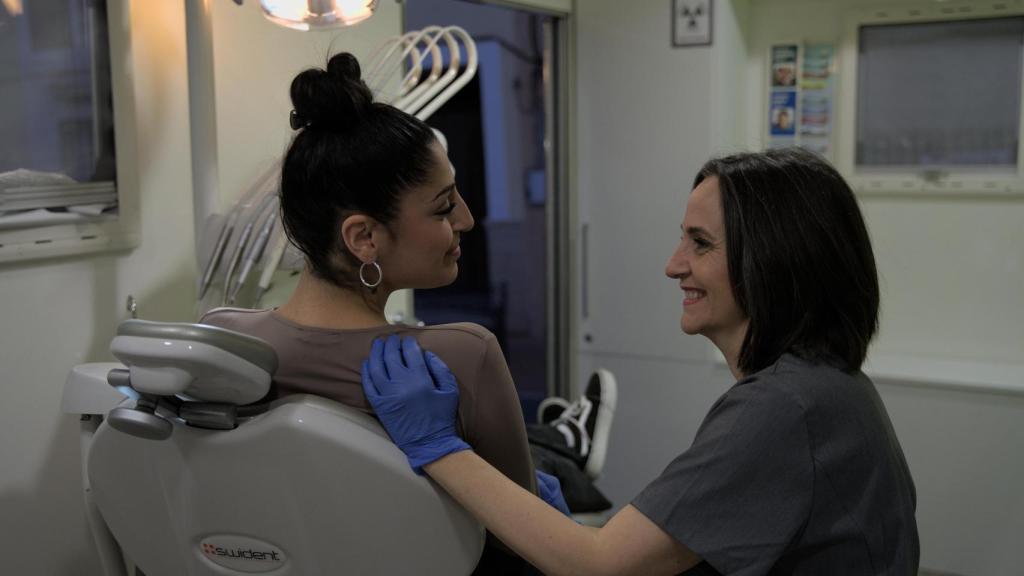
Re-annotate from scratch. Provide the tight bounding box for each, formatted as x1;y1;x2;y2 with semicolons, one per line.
536;469;572;516
361;335;470;474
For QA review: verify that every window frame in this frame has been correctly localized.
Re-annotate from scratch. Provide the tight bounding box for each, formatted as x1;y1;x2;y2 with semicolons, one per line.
0;0;139;264
835;1;1024;198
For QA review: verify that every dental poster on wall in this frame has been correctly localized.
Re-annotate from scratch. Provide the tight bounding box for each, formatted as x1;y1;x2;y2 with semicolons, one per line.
768;44;798;144
799;44;835;158
769;91;797;136
766;43;836;158
771;44;798;87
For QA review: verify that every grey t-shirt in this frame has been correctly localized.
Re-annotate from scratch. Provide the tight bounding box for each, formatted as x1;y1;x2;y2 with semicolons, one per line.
633;354;919;576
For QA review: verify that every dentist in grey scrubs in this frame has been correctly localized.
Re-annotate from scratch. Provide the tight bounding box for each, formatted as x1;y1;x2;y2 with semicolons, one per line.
362;148;920;576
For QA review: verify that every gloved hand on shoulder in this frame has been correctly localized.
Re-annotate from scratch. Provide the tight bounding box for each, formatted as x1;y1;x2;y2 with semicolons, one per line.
361;334;470;473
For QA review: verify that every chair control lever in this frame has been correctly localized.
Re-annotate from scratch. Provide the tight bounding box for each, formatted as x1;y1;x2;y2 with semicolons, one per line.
107;368;131;389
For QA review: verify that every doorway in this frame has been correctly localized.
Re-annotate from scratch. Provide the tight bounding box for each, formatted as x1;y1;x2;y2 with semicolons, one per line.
404;0;568;420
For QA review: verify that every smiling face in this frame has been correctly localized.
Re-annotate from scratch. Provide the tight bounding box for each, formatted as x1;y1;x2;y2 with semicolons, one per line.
377;139;474;290
665;176;749;354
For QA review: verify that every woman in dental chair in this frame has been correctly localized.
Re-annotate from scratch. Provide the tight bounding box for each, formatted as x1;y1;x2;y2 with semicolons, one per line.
362;148;920;576
201;51;554;574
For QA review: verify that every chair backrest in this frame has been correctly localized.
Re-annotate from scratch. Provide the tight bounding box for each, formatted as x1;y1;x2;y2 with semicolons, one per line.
88;394;484;575
86;319;484;575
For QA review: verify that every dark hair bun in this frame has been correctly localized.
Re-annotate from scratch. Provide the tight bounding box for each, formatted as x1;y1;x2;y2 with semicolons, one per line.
290;52;373;131
327;51;363;83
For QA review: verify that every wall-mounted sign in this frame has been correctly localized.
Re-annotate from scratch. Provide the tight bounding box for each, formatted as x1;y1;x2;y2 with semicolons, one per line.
672;0;712;47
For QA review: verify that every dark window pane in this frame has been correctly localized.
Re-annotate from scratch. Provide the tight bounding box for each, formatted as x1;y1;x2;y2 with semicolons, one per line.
0;0;115;184
857;17;1024;169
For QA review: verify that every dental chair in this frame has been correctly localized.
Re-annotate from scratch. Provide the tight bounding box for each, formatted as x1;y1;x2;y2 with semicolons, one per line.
62;319;484;576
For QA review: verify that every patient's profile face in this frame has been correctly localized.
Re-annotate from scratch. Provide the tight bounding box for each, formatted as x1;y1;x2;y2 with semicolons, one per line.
378;139;474;290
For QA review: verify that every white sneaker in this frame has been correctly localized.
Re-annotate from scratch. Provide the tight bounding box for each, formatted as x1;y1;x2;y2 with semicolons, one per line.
582;368;616;480
550;368;617;480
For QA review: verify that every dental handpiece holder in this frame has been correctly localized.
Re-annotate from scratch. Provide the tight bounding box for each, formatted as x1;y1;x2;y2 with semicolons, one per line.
106;319;277;440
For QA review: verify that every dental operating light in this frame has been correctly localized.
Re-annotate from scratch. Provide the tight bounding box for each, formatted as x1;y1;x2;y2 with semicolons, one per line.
259;0;378;30
1;0;23;18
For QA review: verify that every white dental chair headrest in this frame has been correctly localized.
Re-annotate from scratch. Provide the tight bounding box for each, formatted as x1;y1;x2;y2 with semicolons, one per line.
105;319;278;440
111;319;277;404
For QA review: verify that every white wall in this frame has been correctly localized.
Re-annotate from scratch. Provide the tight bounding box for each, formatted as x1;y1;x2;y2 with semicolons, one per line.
578;1;1024;575
0;1;399;574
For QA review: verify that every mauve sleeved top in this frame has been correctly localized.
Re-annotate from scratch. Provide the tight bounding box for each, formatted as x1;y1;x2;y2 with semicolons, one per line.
200;307;536;495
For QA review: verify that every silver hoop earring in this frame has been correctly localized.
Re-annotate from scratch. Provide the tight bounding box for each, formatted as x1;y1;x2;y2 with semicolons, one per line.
359;261;382;289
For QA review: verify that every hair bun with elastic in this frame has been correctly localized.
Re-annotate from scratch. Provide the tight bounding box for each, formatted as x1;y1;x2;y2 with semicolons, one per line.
289;52;374;132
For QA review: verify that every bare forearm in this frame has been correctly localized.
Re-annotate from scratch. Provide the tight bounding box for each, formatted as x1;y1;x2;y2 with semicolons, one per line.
363;334;698;573
425;451;701;575
425;450;606;576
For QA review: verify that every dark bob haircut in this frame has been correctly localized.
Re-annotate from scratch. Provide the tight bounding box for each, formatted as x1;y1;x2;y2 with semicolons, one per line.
280;52;437;287
694;148;880;374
